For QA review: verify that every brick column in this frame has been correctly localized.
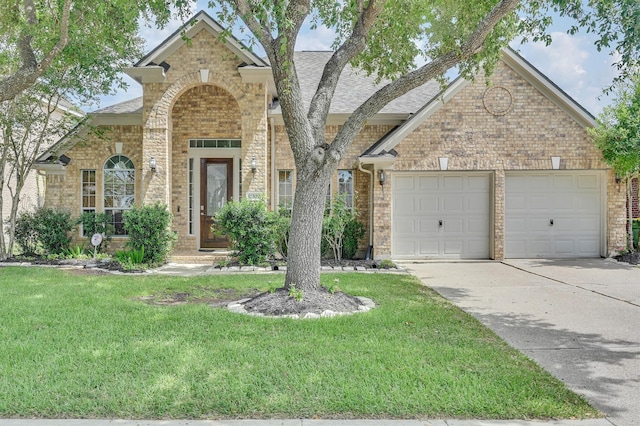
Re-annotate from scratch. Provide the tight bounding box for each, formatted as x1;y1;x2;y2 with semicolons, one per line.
493;168;505;260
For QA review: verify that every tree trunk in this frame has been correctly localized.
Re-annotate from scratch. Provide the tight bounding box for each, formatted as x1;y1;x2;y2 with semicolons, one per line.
284;173;330;292
628;178;634;250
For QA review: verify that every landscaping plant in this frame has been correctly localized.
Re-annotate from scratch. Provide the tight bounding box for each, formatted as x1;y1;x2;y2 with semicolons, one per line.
123;203;175;265
213;198;278;265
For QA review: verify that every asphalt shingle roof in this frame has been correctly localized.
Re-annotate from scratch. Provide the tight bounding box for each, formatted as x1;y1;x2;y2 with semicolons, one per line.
93;52;441;117
92;96;143;114
271;51;441;115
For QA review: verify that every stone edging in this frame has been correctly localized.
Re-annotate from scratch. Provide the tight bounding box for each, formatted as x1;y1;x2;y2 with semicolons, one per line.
226;296;376;319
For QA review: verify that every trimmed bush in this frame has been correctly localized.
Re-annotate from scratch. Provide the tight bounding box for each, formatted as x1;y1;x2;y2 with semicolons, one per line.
213;198;277;265
14;207;74;256
123;203;175;265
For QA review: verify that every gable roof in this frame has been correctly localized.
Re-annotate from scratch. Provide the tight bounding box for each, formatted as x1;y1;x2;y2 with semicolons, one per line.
361;47;597;158
124;11;270;85
136;10;268;69
269;51;442;124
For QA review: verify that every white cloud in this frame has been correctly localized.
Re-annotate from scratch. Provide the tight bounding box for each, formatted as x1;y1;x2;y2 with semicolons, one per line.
295;24;335;51
515;31;618;115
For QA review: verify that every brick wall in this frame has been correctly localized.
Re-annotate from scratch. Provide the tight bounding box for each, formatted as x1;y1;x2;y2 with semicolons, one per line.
376;62;626;258
170;85;242;251
44;125;143;250
271;124;395;253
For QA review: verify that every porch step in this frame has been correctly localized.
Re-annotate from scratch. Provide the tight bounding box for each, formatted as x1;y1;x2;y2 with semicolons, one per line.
169;250;231;264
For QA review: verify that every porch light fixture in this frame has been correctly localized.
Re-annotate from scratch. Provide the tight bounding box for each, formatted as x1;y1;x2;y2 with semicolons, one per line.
551;156;561;170
378;169;386;185
250;157;257;172
149;157;157;172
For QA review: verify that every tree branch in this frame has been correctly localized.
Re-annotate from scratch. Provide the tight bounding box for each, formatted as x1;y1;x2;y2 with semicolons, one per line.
0;0;72;103
307;0;384;132
330;0;520;156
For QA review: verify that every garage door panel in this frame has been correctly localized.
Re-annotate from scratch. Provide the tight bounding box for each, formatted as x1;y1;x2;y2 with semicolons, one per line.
443;240;463;255
506;172;602;258
529;175;551;190
395;196;416;212
469;175;490;190
418;175;439;190
393;173;490;259
443;176;463;190
578;174;599;189
419;219;439;233
506;218;527;232
444;219;464;233
468;193;489;211
552;195;575;210
419;196;438;212
395;241;416;256
419;240;439;256
395;175;417;190
443;195;464;212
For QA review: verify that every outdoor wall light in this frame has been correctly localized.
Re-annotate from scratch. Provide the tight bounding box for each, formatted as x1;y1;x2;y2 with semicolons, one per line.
439;157;449;171
149;157;157;172
250;157;257;172
378;169;386;185
551;156;561;170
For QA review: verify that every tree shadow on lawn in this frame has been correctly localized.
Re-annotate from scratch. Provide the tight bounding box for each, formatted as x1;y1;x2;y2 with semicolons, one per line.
431;285;640;419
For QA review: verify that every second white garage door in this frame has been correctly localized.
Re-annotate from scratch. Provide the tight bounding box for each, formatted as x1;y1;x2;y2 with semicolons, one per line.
392;173;491;259
505;172;603;258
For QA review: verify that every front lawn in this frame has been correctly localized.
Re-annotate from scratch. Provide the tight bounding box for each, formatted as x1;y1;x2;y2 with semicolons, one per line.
0;266;599;419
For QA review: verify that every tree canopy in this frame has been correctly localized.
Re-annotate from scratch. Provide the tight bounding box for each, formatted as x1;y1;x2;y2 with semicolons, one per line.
0;0;194;103
206;0;640;295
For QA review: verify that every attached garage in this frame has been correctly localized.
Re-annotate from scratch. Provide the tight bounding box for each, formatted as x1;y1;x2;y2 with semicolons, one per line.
505;172;604;258
392;172;491;259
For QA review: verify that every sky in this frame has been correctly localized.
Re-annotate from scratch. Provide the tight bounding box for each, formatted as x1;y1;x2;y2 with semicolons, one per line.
93;3;621;117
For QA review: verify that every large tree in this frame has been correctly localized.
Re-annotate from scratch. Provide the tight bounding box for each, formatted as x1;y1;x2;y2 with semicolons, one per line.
0;0;195;103
589;76;640;249
0;0;195;257
209;0;639;298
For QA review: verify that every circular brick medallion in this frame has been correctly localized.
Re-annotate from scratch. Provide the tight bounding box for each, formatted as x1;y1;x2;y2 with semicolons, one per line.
483;86;513;115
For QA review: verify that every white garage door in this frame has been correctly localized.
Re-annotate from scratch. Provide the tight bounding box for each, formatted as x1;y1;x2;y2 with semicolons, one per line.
392;173;491;259
505;172;603;258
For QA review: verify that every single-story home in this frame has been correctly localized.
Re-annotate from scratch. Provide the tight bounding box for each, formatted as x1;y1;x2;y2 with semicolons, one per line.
35;10;631;260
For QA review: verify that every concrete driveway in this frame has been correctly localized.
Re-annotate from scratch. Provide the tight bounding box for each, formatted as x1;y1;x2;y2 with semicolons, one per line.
399;259;640;426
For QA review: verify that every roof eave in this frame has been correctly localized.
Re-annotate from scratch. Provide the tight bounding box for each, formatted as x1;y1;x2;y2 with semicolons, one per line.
123;66;166;84
135;11;269;69
501;48;596;128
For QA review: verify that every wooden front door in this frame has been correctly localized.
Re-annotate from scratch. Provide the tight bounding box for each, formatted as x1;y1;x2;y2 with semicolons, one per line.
200;158;233;248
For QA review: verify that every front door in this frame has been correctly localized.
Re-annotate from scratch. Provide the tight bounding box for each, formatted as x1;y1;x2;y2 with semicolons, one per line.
200;158;233;248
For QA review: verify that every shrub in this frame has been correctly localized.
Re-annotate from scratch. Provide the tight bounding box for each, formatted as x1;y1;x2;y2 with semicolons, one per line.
123;203;175;265
35;208;75;255
322;194;365;261
342;218;365;259
272;208;291;259
14;207;74;256
76;212;113;253
213;198;277;265
14;210;39;256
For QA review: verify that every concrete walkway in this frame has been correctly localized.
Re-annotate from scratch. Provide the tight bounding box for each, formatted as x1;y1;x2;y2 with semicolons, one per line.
400;259;640;426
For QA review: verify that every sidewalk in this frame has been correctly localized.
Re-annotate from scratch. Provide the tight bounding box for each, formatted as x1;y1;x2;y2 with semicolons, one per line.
0;418;615;426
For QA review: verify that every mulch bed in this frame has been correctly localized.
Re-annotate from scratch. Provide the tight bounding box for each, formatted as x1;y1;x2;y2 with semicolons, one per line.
613;251;640;265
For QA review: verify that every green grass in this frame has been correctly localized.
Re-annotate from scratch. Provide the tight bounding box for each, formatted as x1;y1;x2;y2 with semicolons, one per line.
0;266;599;420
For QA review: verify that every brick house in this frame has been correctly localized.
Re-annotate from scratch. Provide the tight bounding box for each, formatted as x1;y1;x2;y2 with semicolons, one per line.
35;11;629;260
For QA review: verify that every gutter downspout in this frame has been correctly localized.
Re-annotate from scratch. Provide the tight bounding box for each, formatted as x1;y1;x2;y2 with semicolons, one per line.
270;117;276;211
358;159;374;260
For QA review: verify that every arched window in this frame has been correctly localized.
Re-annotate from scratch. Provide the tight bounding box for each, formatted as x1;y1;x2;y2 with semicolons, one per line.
104;155;135;235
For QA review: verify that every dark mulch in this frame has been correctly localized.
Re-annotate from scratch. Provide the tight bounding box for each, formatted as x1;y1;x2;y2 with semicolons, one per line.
241;287;363;316
613;251;640;265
